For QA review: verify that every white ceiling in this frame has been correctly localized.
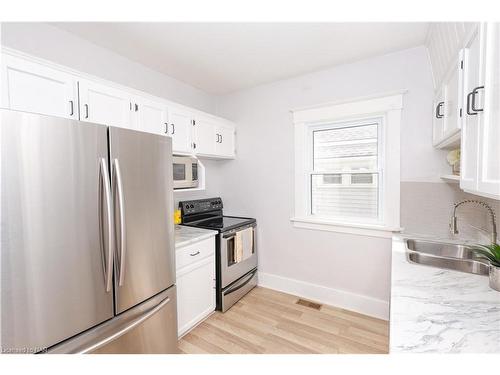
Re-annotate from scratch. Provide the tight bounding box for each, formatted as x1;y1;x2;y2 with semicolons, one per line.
52;22;429;95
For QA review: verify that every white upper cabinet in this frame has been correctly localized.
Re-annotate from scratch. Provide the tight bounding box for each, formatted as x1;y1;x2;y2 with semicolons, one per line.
442;52;464;140
1;49;236;161
194;115;236;159
476;23;500;198
79;79;133;129
133;96;168;136
460;26;482;192
194;116;217;156
461;23;500;199
168;106;194;154
432;88;445;146
215;122;235;158
1;54;78;119
432;51;464;148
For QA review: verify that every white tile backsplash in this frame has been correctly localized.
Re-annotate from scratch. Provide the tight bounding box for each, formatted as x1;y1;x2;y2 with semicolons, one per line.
401;181;499;244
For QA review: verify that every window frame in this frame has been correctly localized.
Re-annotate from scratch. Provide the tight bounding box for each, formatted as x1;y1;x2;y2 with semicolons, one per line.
307;117;384;224
291;91;404;238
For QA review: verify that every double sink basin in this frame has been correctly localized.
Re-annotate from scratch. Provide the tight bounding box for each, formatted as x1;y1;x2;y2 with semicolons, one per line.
405;238;489;276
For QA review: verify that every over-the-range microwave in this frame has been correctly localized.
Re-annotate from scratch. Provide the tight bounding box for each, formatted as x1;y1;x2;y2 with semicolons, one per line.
173;156;198;189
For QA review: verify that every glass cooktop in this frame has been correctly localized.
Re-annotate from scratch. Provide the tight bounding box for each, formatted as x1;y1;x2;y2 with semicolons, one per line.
187;216;255;232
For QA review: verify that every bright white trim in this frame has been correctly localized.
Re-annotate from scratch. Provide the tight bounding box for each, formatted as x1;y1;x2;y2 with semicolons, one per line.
292;91;405;123
293;92;403;233
290;217;402;239
290;89;408;114
258;271;389;320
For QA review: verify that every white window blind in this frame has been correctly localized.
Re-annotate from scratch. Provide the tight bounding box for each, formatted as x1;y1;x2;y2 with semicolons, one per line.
309;121;381;222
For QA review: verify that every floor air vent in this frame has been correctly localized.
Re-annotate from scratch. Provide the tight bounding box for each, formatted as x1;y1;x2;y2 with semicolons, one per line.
296;298;322;310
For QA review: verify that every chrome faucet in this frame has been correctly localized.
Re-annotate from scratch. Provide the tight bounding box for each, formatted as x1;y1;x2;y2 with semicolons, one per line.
450;199;497;244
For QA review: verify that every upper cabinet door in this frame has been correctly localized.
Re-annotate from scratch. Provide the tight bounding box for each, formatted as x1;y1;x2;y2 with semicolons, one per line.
432;88;445;146
169;106;194;154
194;117;217;156
442;52;463;140
133;96;168;136
1;54;78;119
79;79;133;129
477;23;500;198
215;123;235;158
460;25;483;193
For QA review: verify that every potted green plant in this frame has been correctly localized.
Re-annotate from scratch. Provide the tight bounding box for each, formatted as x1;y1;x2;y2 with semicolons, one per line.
472;243;500;292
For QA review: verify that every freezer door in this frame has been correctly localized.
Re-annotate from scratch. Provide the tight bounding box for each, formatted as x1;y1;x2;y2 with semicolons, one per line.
109;127;175;314
0;109;114;353
47;286;178;354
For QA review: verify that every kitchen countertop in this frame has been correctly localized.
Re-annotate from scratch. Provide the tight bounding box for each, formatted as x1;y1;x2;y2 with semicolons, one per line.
390;236;500;353
174;225;218;249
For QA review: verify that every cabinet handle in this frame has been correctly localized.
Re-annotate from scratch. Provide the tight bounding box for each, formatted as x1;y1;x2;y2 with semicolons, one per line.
435;102;444;119
171;123;175;135
189;251;200;257
164;123;168;134
84;104;89;119
193;142;196;149
471;85;484;113
216;134;220;143
466;91;477;116
134;103;139;112
69;100;74;116
220;134;223;143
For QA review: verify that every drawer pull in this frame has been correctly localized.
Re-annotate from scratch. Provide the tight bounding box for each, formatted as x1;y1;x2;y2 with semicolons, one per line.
189;251;200;257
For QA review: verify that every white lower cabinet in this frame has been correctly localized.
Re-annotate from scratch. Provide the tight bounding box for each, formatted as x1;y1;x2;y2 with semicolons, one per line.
176;236;216;337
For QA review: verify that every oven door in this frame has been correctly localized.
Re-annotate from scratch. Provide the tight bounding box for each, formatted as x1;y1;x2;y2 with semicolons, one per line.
220;223;258;288
173;157;197;189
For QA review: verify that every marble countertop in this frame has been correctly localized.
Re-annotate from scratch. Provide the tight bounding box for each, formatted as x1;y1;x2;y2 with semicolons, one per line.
174;225;218;249
390;236;500;353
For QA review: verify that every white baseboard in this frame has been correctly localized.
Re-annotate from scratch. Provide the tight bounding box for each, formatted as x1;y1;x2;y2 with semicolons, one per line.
257;271;389;321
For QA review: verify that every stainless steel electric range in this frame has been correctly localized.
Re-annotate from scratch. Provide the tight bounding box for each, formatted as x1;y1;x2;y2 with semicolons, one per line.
179;197;257;312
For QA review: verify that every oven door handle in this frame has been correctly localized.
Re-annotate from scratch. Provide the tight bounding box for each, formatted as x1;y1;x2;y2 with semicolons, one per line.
224;269;257;295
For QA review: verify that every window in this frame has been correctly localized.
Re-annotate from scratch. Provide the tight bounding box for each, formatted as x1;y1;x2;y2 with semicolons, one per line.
310;120;381;221
291;92;403;238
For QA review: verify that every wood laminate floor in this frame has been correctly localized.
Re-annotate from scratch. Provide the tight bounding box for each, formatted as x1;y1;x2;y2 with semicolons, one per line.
178;287;389;354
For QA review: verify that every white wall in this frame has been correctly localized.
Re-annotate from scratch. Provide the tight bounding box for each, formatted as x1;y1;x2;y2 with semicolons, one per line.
215;46;438;319
1;22;216;113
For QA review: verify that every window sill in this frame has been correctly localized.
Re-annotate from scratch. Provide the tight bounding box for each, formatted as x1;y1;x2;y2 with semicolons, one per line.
290;217;402;238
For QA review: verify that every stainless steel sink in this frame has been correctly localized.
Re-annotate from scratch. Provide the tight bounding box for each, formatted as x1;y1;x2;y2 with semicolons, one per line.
405;238;489;276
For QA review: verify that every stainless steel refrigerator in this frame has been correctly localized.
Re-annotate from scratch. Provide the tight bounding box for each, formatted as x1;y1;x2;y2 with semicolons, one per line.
0;109;178;354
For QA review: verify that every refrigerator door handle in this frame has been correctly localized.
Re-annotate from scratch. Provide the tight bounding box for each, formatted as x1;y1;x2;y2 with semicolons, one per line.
113;158;127;286
83;296;170;353
99;158;114;292
48;295;172;354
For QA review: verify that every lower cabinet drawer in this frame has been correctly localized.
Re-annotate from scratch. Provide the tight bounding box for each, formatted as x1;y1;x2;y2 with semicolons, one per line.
176;255;216;337
176;236;215;270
